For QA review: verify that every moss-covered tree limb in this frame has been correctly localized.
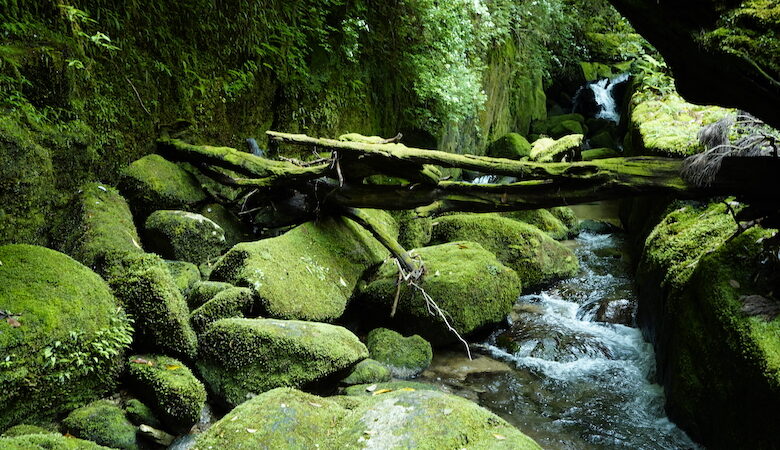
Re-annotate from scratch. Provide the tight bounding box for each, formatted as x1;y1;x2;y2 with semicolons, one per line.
339;207;417;272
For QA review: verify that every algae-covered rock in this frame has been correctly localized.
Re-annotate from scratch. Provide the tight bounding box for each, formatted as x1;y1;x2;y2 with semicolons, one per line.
529;134;584;162
107;253;197;359
429;214;579;290
210;213;392;322
0;433;109;449
124;399;161;428
550;206;579;232
365;328;432;378
119;154;207;218
164;260;201;294
145;210;227;265
357;241;521;344
342;381;440;397
486;133;532;160
0;245;132;430
502;208;571;240
197;318;368;407
199;203;250;247
190;287;258;333
193;387;541;449
187;280;234;309
61;400;138;450
1;424;54;437
340;359;391;386
56;183;143;270
127;355;206;433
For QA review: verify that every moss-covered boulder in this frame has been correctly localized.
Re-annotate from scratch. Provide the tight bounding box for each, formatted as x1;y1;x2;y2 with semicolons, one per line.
357;241;521;344
119;154;207;218
529;134;583;162
429;215;579;290
164;260;201;295
210;214;392;322
124;399;161;428
56;183;143;270
531;113;586;138
340;359;391;386
486;133;532;160
1;424;55;437
0;245;132;430
144;210;227;265
190;287;258;333
187;281;234;309
365;328;432;378
199;203;250;247
342;381;441;397
389;210;432;249
107;253;197;359
61;400;138;450
0;433;109;449
197;318;368;407
502;209;572;240
193;387;541;449
127;355;206;433
550;206;579;232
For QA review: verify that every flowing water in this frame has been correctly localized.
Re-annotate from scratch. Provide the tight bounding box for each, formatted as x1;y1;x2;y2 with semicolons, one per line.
574;73;630;123
422;231;699;449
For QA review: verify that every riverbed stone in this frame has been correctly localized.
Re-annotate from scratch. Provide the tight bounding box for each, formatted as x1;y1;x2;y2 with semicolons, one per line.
366;328;432;378
196;318;368;408
357;241;521;345
429;214;579;290
61;400;138;450
502;208;572;240
193;387;541;449
0;245;131;430
145;210;227;265
127;354;206;433
209;213;393;322
340;359;391;385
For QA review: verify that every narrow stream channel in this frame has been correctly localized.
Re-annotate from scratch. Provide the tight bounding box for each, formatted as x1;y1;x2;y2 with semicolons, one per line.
423;229;699;449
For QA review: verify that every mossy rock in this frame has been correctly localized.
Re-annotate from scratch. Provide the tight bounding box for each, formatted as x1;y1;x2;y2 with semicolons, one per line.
197;318;368;408
501;209;571;240
107;253;197;359
429;215;579;290
55;183;143;270
357;241;521;345
1;424;55;437
0;433;110;449
529;134;583;162
581;148;621;160
190;287;258;333
486;133;532;160
531;113;585;138
342;381;440;397
144;210;227;265
388;210;432;249
124;399;161;428
589;129;617;149
198;203;251;247
187;281;234;309
550;206;579;232
210;213;393;322
0;245;131;430
340;359;391;386
164;260;201;295
61;400;138;450
365;328;432;378
193;387;541;449
127;355;206;433
119;154;207;219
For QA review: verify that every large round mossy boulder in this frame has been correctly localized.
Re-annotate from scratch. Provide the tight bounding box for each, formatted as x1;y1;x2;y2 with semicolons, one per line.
61;400;138;450
0;245;132;430
429;215;579;290
365;328;432;378
197;318;368;408
107;253;197;359
486;133;532;160
529;134;584;162
210;213;393;322
199;203;251;247
119;154;207;218
187;280;234;309
144;210;227;265
356;241;521;345
0;433;110;449
501;208;572;240
340;359;391;386
127;355;206;433
193;387;541;449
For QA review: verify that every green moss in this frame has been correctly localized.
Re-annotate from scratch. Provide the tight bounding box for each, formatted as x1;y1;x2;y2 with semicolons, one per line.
581;147;620;160
550;206;579;232
164;260;201;295
0;245;131;430
501;209;571;240
61;400;138;450
107;253;197;359
357;241;521;345
187;281;235;309
485;133;532;160
365;328;432;378
529;134;584;162
430;214;579;290
531;114;585;138
210;213;392;322
342;381;441;397
123;399;161;428
198;203;250;247
387;210;432;249
119;155;207;219
1;425;55;437
144;210;227;265
0;433;109;449
340;359;391;386
190;287;258;333
197;318;368;408
127;355;206;433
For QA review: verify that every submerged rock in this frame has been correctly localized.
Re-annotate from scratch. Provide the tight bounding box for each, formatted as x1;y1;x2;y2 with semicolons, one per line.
366;328;432;378
0;245;131;430
61;400;138;450
357;241;521;345
193;387;541;449
486;133;532;160
145;210;227;265
197;318;368;408
340;359;391;386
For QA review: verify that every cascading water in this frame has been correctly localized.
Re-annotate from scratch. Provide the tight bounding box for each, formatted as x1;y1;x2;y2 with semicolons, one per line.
573;73;630;124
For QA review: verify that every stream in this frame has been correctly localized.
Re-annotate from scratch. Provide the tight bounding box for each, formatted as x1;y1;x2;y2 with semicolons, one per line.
421;227;699;449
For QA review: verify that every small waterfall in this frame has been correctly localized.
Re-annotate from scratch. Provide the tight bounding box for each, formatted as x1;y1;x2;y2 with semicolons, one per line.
573;73;630;123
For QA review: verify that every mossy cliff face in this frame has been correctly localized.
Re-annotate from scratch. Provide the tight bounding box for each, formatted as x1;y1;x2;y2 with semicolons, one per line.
634;201;780;448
